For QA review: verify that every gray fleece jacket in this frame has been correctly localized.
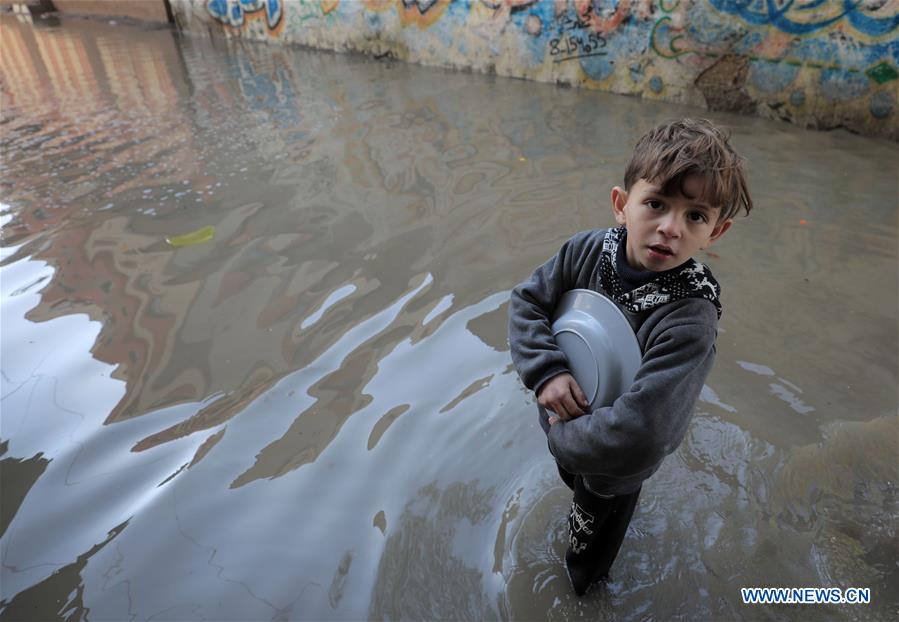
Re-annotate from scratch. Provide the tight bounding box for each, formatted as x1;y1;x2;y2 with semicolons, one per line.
508;228;719;496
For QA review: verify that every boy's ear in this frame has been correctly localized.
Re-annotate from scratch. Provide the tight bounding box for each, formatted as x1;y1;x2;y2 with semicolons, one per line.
610;186;627;225
705;218;732;247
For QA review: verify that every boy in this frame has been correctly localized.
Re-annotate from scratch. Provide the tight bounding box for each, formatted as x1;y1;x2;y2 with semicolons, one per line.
508;118;752;595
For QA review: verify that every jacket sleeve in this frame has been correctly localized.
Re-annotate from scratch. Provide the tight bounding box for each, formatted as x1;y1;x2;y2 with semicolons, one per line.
508;230;603;395
547;307;717;479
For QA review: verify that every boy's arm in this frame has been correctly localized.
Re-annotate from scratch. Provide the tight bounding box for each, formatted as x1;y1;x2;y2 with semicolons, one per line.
547;302;717;480
508;231;600;396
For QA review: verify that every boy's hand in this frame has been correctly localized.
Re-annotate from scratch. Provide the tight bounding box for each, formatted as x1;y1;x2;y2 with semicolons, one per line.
537;373;589;422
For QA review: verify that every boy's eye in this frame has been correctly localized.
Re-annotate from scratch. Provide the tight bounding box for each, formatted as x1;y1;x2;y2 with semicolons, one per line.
688;211;708;223
646;200;664;210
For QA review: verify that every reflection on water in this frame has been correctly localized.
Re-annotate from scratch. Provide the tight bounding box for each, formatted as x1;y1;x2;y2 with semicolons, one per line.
1;13;897;620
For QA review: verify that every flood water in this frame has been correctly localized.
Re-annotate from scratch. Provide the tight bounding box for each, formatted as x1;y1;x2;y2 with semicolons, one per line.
1;13;897;621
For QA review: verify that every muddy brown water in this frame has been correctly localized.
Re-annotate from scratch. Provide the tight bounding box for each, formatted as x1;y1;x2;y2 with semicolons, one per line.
1;14;897;621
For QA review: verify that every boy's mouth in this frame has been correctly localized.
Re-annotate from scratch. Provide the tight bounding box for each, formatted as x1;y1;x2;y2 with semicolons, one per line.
648;244;674;257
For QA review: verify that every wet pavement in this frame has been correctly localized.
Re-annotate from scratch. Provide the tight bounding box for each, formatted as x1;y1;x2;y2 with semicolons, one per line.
1;13;897;621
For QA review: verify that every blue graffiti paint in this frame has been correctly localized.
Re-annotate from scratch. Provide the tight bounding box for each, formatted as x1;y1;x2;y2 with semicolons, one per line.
781;35;899;84
446;0;471;19
628;62;642;83
790;88;805;106
522;29;547;67
207;0;229;23
730;29;765;56
819;67;869;101
796;0;829;10
266;0;281;27
869;90;894;118
576;51;613;81
749;58;800;92
688;8;745;47
848;2;899;37
709;0;898;37
649;75;663;92
403;0;439;14
207;0;282;30
512;3;554;67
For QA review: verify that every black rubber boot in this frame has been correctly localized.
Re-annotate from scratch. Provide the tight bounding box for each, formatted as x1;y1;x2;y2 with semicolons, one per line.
564;476;640;596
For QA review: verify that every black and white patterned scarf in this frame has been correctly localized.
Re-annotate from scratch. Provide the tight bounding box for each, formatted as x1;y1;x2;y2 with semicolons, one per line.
598;227;722;319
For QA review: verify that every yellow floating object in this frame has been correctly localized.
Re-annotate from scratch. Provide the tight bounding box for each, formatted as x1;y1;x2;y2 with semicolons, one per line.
166;225;215;248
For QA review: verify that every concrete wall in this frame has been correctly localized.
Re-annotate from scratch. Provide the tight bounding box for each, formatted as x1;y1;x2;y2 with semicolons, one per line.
170;1;897;139
51;0;170;22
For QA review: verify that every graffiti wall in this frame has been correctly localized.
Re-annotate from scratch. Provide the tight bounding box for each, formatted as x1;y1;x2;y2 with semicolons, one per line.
170;0;899;139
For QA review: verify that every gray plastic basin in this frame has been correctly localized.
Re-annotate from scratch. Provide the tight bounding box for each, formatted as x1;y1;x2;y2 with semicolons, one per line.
551;289;641;410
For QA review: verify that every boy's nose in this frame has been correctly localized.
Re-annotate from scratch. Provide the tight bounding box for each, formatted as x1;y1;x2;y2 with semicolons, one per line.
657;214;682;238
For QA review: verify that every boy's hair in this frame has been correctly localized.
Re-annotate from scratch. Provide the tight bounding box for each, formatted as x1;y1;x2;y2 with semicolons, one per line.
623;118;753;221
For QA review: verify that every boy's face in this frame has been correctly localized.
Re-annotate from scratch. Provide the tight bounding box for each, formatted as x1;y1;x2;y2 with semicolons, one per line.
611;175;732;272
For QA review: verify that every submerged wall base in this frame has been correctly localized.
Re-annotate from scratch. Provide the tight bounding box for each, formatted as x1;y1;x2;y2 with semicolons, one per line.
170;0;898;140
